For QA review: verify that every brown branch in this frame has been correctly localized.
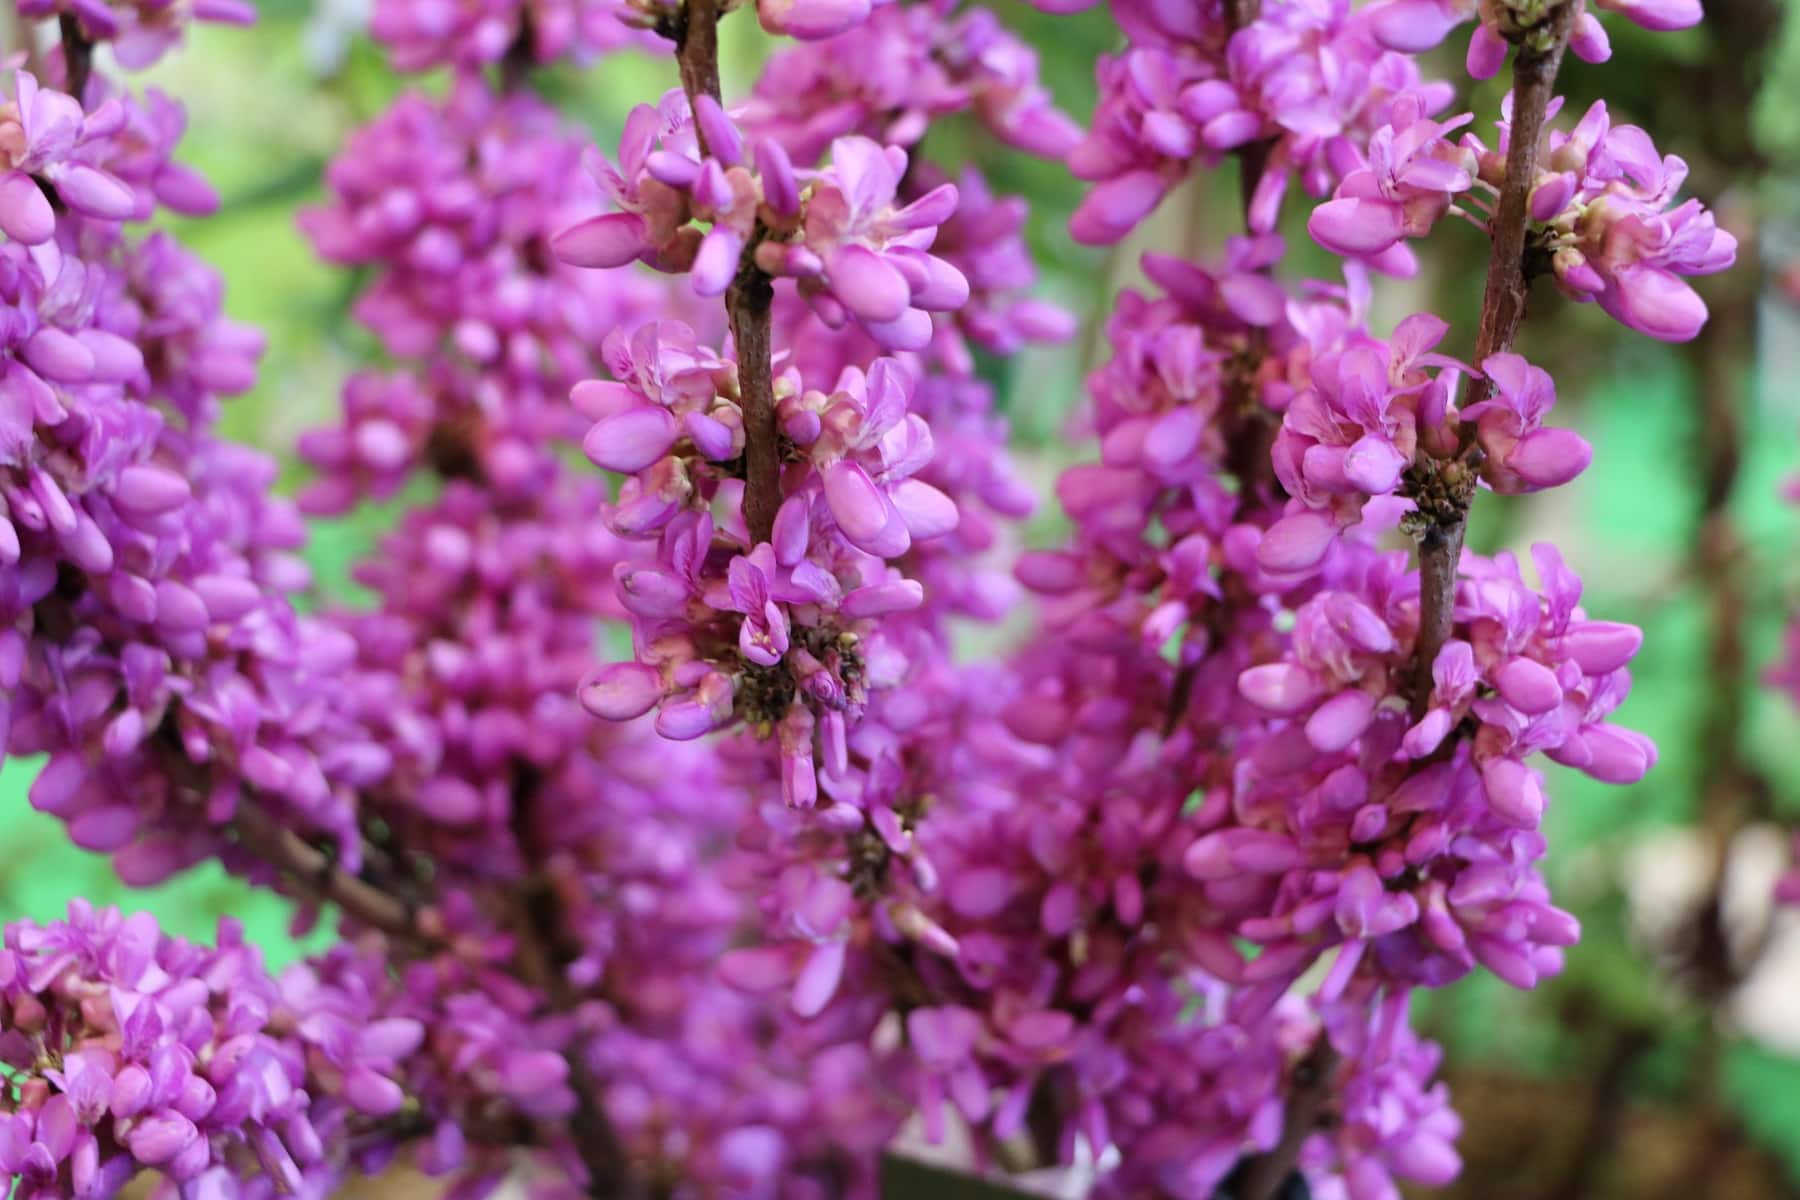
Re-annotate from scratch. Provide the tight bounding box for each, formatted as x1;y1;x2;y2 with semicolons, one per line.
1167;0;1278;738
499;11;536;92
1222;0;1260;33
498;763;644;1200
672;0;779;543
1234;1042;1340;1200
730;256;781;544
1408;3;1577;711
57;13;91;104
1539;1026;1652;1200
673;0;722;109
230;800;423;939
241;793;640;1198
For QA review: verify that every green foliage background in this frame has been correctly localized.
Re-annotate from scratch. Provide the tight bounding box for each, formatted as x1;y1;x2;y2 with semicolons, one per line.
5;0;1800;1189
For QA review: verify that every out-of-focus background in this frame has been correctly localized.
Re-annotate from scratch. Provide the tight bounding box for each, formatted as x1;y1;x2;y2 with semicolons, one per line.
6;1;1800;1195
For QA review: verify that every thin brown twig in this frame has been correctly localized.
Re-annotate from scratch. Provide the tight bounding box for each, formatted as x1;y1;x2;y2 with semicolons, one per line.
1164;0;1278;739
1236;1042;1341;1200
514;872;645;1200
671;0;780;544
229;800;421;939
1408;2;1577;713
673;0;722;109
57;13;90;104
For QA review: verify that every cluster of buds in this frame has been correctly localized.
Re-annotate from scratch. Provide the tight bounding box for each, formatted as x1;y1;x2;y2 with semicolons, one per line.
1261;341;1593;575
16;0;254;70
577;320;957;805
1221;544;1650;994
1360;0;1701;81
1066;0;1453;243
1311;93;1736;341
556;97;968;353
0;905;323;1196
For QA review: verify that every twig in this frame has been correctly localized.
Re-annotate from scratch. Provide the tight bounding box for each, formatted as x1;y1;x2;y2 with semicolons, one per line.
499;11;536;92
507;784;648;1194
1540;1026;1652;1200
1234;1042;1340;1200
673;0;722;109
1408;2;1577;709
670;0;779;543
1166;0;1279;737
57;13;90;104
230;801;422;939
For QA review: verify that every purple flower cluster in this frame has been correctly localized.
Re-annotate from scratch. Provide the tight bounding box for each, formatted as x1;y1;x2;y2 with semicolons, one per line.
0;54;390;889
0;903;321;1197
1066;0;1453;243
16;0;255;71
557;97;967;352
283;10;948;1193
298;78;675;508
736;0;1079;167
0;904;610;1200
1261;342;1592;573
278;935;585;1191
575;322;959;799
1360;0;1700;81
1224;543;1650;992
1309;94;1736;341
326;477;642;878
368;0;657;70
0;0;1728;1190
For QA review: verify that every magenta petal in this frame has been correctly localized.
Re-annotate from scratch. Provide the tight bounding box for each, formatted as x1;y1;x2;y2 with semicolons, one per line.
906;254;969;311
842;579;924;618
756;139;800;217
790;940;847;1018
1238;663;1323;715
582;406;678;473
580;663;663;721
342;1068;406;1116
112;465;192;515
655;701;721;741
718;946;792;991
125;1112;198;1165
691;95;743;165
822;460;888;542
1365;0;1462;51
0;171;54;244
1494;657;1562;714
1480;757;1545;828
1605;265;1707;342
756;0;870;39
1579;724;1653;784
691;227;743;297
1506;427;1592;489
1069;169;1166;245
1304;689;1377;753
53;165;136;220
889;479;958;540
1308;197;1407;257
1342;434;1408;494
827;244;911;324
552;211;649;269
1255;509;1338;573
1601;0;1701;31
1562;621;1642;674
1465;23;1508;79
23;327;95;383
